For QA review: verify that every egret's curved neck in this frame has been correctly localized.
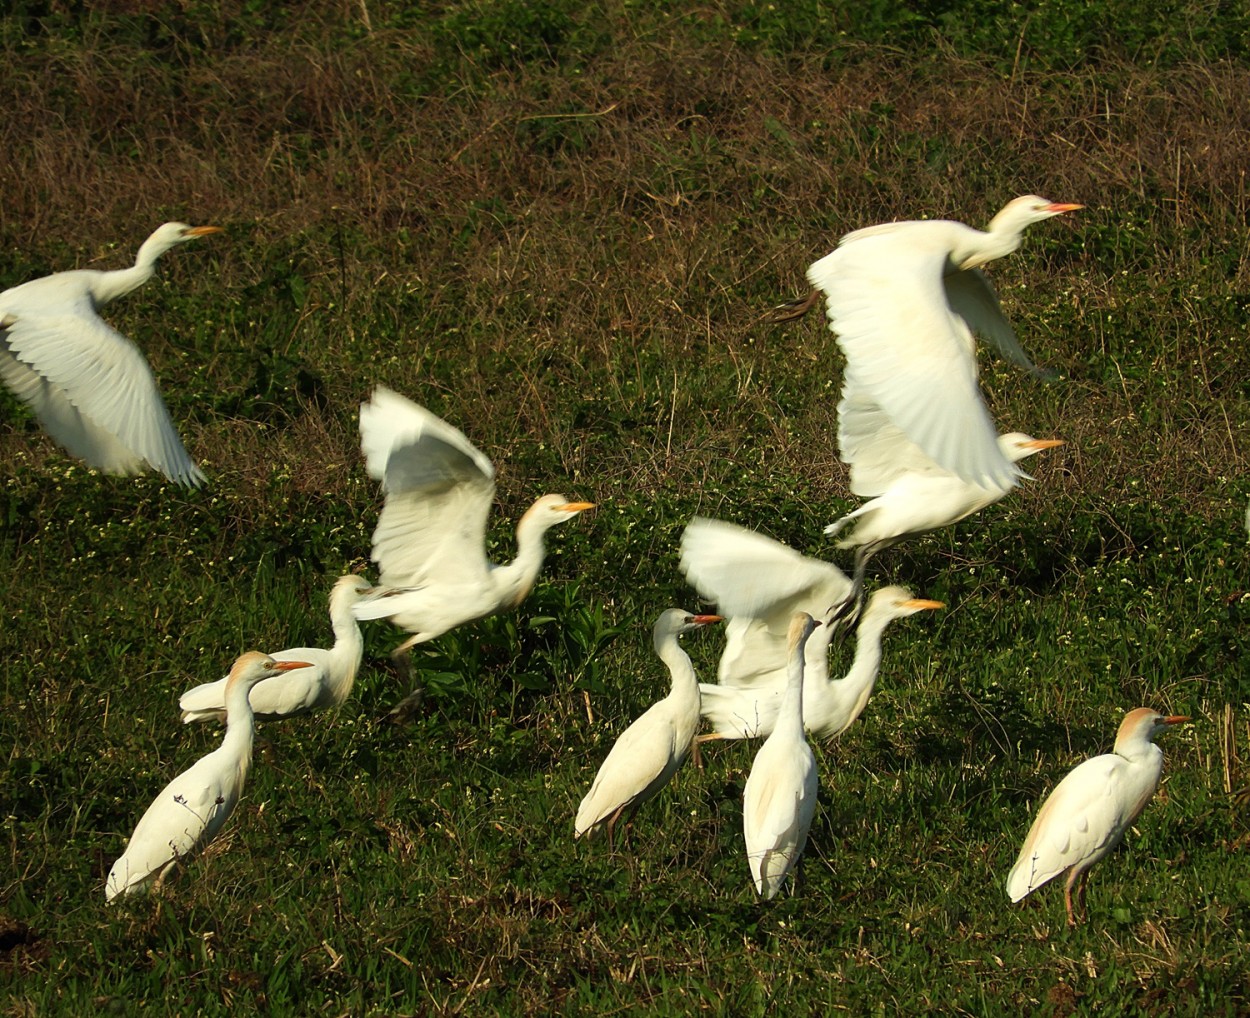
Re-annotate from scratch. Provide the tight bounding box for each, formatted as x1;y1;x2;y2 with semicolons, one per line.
327;596;365;700
823;610;893;727
1115;733;1164;766
220;678;258;778
90;234;178;306
654;632;700;711
492;514;552;609
954;211;1028;271
775;645;808;742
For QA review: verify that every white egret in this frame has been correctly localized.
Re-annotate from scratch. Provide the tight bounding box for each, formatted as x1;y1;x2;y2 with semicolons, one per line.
0;222;222;486
350;387;593;705
574;610;722;847
678;516;851;691
1006;708;1190;925
786;195;1079;490
699;585;942;741
105;652;313;901
179;575;372;724
743;612;820;899
825;387;1064;613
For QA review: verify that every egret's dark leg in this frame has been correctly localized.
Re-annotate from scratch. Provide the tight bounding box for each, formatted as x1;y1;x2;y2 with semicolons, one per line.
386;645;425;724
771;289;821;323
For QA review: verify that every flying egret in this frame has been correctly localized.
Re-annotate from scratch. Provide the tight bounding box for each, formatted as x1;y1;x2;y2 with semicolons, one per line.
825;386;1064;615
179;575;372;724
574;609;722;847
0;221;222;486
743;611;821;899
781;195;1079;490
1006;708;1190;925
699;585;942;741
105;652;313;901
351;386;594;700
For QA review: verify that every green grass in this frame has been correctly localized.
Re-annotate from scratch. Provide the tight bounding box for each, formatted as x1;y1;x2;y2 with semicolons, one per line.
2;2;1250;1015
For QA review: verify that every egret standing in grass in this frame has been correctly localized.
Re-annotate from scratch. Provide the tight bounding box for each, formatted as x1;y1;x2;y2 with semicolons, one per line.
743;612;821;899
351;386;594;707
575;610;722;847
0;221;222;486
1006;707;1190;925
106;652;312;901
179;575;373;723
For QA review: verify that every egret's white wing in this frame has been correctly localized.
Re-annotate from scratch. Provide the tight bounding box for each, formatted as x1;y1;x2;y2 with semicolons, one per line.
575;704;684;835
836;382;949;497
743;739;818;897
945;268;1051;377
808;226;1015;489
0;307;204;485
680;517;849;689
359;387;496;587
106;754;230;895
180;649;330;721
679;517;850;619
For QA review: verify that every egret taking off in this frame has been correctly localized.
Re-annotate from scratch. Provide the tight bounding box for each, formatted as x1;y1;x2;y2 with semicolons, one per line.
699;585;942;741
106;652;313;901
351;386;594;696
825;386;1064;615
1006;708;1189;925
678;515;851;691
179;575;373;724
743;612;821;899
785;196;1079;490
575;610;722;847
0;222;222;486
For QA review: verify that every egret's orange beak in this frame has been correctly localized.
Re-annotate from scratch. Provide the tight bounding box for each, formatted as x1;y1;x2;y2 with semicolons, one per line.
902;599;945;611
1163;715;1192;725
1046;203;1083;214
690;615;724;625
561;501;596;512
185;225;224;237
1025;438;1065;451
273;660;314;671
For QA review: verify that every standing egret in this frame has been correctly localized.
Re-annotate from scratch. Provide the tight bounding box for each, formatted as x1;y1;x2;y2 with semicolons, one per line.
699;585;942;741
743;612;821;899
0;222;222;486
574;610;722;847
351;386;594;698
179;575;373;723
1006;708;1190;925
105;652;313;901
825;386;1064;615
784;195;1079;490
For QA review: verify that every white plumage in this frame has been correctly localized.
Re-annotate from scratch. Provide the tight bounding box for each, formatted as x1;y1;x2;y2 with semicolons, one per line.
179;575;372;724
743;612;821;899
352;386;594;658
0;221;220;486
1006;707;1189;925
805;195;1079;491
106;652;312;901
574;609;721;846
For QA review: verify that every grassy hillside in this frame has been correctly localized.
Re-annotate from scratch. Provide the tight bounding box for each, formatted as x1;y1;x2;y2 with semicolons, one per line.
1;2;1248;1014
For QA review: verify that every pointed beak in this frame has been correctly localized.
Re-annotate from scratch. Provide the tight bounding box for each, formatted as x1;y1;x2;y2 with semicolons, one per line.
185;225;224;237
1046;203;1083;214
903;599;945;611
1024;438;1065;451
560;501;596;513
273;660;314;671
1163;715;1191;725
689;614;724;625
